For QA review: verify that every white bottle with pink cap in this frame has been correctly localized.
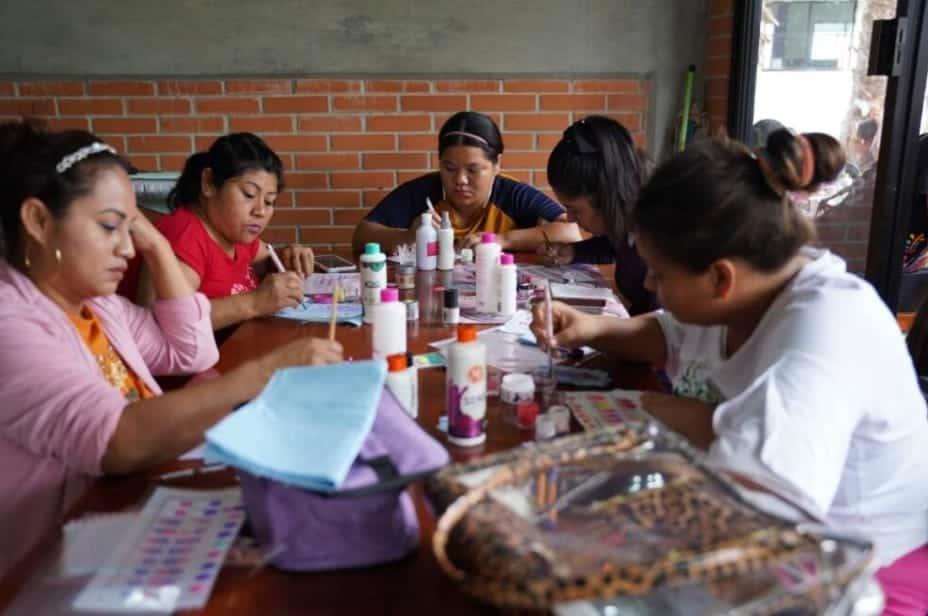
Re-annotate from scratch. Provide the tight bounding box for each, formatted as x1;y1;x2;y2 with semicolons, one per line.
497;252;517;316
475;232;501;314
371;287;407;359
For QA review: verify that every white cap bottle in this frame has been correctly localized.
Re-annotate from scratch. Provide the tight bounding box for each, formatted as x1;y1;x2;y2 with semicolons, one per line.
437;211;455;271
360;242;387;324
372;287;407;358
475;232;501;314
446;324;487;446
497;252;517;316
416;212;438;271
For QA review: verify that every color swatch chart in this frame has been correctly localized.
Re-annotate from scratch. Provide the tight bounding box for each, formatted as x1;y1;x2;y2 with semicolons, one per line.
562;389;644;432
73;487;244;613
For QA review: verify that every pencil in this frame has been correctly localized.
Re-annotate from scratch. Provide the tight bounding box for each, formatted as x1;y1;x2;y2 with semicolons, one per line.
425;196;438;217
545;281;555;379
329;284;340;341
267;243;286;273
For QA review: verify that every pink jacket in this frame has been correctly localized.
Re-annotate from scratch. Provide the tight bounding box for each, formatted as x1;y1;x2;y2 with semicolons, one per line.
0;262;218;575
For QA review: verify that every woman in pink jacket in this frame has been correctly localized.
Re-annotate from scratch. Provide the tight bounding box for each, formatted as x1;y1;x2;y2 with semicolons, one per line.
0;122;343;575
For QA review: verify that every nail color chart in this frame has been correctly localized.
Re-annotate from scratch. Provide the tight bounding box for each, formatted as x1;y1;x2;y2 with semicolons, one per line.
73;487;244;613
562;389;644;432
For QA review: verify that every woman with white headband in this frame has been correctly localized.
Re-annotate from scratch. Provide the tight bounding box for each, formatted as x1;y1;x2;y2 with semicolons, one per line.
352;110;581;254
0;121;343;575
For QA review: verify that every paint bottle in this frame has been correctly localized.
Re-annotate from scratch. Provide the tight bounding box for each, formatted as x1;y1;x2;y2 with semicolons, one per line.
459;248;474;264
446;324;487;446
497;252;517;316
443;288;460;325
386;353;418;418
475;232;501;314
372;287;406;359
360;242;387;324
395;263;416;290
437;211;455;271
416;212;438;271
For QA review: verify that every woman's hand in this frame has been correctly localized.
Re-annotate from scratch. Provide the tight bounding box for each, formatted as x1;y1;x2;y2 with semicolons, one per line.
530;299;600;350
251;272;304;316
130;214;171;260
276;244;314;277
537;241;575;266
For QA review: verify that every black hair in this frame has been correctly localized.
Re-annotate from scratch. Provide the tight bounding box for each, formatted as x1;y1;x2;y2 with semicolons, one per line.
437;111;504;163
546;115;649;242
632;129;845;273
857;118;879;143
168;132;284;210
0;119;130;263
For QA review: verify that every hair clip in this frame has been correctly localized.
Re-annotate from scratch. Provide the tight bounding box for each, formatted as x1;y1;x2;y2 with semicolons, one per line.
55;142;117;174
442;131;489;147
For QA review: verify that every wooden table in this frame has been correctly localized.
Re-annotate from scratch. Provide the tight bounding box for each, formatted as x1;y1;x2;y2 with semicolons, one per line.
0;277;655;615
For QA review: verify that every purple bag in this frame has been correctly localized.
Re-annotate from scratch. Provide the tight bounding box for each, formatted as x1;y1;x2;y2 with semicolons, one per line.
238;387;449;571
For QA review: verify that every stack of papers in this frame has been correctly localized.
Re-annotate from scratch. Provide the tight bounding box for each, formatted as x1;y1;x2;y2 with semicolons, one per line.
204;361;387;492
276;300;363;325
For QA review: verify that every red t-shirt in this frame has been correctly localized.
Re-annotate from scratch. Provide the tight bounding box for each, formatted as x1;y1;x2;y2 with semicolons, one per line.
156;208;260;299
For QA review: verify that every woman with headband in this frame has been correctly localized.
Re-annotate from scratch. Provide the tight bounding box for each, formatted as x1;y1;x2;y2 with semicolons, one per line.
543;116;657;315
352;111;580;255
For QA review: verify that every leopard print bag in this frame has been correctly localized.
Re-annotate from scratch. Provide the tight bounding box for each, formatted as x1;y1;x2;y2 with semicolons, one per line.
427;427;876;613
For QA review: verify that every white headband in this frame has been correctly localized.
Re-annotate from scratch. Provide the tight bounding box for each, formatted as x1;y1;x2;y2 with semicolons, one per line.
442;130;489;147
55;142;117;174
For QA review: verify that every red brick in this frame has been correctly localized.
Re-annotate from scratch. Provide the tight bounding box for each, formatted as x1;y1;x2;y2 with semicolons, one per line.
263;96;327;113
435;80;500;93
363;190;390;207
501;151;549;168
295;153;360;170
296;190;361;208
504;133;535;150
607;112;643;132
127;135;192;153
331;95;398;112
92;117;158;133
58;98;124;115
331;171;395;189
270;209;332;226
89;81;155;96
535;170;550;186
709;13;733;37
295;79;362;93
160;116;225;133
471;94;536;112
504;113;571;131
607;93;647;111
225;79;292;94
297;115;363;132
157;80;222;95
366;80;431;93
159;154;190;170
632;132;647;147
706;55;731;78
285;172;328;189
262;227;299;243
195;135;222;150
706;78;730;100
503;80;569;93
128;154;158;170
433;112;502;130
366;114;431;132
44;117;91;131
196;97;260;113
362;152;429;170
333;209;367;225
401;95;467;112
707;36;732;57
710;0;734;16
505;170;532;183
0;82;14;95
128;98;191;114
396;171;424;184
17;81;85;96
540;94;606;111
577;79;641;93
274;193;294;208
398;134;436;151
96;135;127;152
229;116;293;133
536;133;562;150
262;134;327;152
299;227;354;244
331;134;395;151
847;224;871;242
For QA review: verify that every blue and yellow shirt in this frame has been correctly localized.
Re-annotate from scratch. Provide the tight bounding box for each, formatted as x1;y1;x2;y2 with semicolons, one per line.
364;172;564;238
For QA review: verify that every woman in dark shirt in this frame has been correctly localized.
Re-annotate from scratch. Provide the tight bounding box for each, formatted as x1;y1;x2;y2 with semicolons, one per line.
543;116;657;315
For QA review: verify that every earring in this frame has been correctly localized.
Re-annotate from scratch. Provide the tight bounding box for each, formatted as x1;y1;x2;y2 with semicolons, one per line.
24;253;30;270
54;248;62;264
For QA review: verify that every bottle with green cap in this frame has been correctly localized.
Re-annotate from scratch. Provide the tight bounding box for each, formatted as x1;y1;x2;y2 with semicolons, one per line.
360;242;387;324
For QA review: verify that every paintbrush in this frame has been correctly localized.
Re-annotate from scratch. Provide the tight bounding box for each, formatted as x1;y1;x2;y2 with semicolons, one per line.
545;281;555;379
329;284;341;341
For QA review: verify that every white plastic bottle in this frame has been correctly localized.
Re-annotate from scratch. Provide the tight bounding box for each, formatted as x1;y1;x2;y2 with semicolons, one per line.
360;242;387;324
385;353;418;418
371;287;407;358
497;252;517;316
437;211;455;271
475;232;501;314
446;324;487;446
416;212;438;271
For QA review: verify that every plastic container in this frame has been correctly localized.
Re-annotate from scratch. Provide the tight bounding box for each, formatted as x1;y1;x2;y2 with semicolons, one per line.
442;288;460;325
459;248;474;264
385;353;418;418
516;400;539;429
500;372;535;405
497;252;517;316
416;213;437;271
475;233;501;314
446;324;487;447
438;211;455;271
360;242;387;324
548;405;571;434
535;413;557;441
372;287;407;359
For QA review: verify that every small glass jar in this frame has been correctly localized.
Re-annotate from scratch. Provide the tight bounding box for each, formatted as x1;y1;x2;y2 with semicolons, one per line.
396;264;416;290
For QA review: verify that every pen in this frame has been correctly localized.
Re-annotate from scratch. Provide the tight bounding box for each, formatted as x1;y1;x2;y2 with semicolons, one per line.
266;243;286;273
157;463;227;481
426;197;438;219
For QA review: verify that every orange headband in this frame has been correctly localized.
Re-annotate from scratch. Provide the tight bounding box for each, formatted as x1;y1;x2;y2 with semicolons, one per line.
797;134;815;187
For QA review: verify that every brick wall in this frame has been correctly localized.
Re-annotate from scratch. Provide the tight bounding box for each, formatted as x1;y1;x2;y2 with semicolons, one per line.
0;78;649;255
704;0;733;135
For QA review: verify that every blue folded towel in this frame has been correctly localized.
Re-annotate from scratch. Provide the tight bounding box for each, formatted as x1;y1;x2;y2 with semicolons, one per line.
204;360;386;491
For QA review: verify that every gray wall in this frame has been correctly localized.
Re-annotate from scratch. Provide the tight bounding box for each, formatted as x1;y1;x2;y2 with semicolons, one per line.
0;0;709;156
